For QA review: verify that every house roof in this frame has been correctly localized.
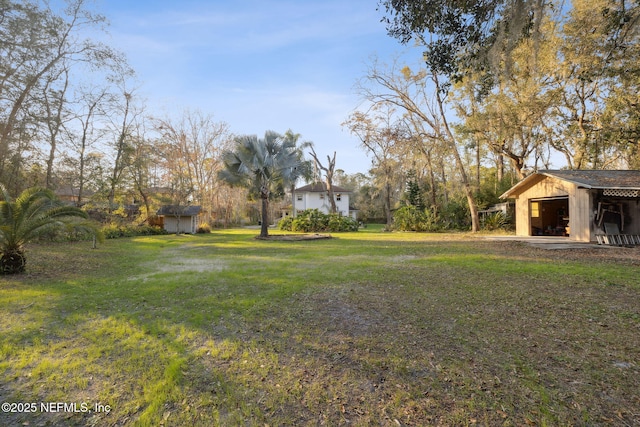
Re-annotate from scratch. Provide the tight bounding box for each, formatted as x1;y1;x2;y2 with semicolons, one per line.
157;205;202;216
501;170;640;199
55;185;94;198
294;182;351;193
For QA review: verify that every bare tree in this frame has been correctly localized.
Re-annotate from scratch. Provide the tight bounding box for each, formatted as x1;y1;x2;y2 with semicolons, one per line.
60;84;110;206
0;0;125;190
154;110;231;224
41;65;71;189
343;104;405;227
357;57;480;231
308;147;338;214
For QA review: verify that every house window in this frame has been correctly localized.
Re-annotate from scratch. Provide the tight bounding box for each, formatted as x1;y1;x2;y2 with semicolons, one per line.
336;193;342;201
296;194;302;201
319;193;324;200
531;202;540;218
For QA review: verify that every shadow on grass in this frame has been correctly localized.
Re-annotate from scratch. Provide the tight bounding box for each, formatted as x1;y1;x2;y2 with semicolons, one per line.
1;230;639;426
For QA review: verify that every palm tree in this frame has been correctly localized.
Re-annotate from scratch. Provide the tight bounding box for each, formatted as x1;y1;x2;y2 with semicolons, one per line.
0;186;99;274
282;130;314;218
218;131;303;238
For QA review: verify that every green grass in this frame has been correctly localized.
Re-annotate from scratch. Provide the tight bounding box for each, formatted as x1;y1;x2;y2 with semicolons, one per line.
1;228;639;426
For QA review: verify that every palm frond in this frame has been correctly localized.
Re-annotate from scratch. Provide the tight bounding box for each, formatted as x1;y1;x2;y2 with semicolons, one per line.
0;186;96;253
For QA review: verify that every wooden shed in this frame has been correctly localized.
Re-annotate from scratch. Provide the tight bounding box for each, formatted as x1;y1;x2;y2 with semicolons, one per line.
500;170;640;242
156;205;202;234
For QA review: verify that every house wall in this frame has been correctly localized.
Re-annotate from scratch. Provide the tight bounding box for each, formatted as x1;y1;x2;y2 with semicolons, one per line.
294;192;355;219
164;215;198;234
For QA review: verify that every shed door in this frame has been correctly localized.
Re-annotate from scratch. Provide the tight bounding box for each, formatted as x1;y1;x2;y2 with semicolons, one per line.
530;197;569;236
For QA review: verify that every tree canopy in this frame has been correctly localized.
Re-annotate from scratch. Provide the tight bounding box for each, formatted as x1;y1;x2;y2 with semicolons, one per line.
218;131;304;237
379;0;547;80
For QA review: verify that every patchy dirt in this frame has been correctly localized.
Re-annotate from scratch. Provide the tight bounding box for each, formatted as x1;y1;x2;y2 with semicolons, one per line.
131;245;227;281
495;240;640;266
5;234;640;426
479;236;640;266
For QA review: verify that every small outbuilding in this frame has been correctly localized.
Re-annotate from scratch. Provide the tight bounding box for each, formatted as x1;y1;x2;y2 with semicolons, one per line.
156;205;202;234
500;170;640;242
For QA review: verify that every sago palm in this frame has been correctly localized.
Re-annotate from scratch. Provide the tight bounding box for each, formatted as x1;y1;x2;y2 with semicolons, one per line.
0;186;98;274
218;131;302;238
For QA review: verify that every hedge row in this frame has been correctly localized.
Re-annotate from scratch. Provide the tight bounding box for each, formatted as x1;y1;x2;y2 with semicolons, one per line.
279;209;358;232
102;223;168;239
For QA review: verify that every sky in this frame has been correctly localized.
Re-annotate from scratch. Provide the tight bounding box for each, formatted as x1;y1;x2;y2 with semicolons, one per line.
91;0;422;175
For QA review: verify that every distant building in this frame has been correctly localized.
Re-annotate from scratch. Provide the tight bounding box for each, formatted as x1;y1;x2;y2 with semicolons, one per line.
292;183;357;220
55;185;93;206
156;205;202;234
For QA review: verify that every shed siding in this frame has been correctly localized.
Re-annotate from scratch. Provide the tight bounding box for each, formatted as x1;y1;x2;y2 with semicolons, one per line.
513;178;595;242
504;171;640;243
164;216;198;234
571;188;592;242
513;177;575;237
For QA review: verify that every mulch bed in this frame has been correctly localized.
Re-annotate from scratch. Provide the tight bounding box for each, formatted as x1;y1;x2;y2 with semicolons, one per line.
254;233;332;241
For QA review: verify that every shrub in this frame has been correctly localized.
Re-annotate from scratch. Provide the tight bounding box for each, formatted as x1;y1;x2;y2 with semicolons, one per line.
482;212;509;231
326;214;359;232
439;199;471;230
102;223;167;239
34;226;96;243
196;222;211;233
393;206;440;232
291;209;328;232
278;216;293;231
279;209;358;232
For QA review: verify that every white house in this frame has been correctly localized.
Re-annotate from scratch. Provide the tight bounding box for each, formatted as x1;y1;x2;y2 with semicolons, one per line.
156;205;202;234
292;183;357;220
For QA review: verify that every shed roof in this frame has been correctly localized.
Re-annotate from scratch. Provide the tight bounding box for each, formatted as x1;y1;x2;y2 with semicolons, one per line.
294;182;351;193
157;205;202;216
55;185;94;198
501;170;640;199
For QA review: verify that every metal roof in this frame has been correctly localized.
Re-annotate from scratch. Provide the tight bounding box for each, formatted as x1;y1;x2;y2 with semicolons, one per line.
500;170;640;199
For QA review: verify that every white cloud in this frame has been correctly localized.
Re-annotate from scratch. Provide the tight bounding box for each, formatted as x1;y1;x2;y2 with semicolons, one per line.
92;0;404;174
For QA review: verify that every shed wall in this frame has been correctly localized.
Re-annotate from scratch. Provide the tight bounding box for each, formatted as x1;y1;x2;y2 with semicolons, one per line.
506;172;640;243
513;177;576;237
571;188;592;242
164;215;198;234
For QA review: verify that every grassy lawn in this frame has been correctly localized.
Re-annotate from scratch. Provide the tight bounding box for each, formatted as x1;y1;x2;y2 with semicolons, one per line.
1;227;639;426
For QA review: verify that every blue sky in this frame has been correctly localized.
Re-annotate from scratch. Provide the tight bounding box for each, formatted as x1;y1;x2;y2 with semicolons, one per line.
93;0;421;175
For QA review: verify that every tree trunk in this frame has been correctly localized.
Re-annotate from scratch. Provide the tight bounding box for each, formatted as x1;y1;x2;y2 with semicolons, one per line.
260;196;269;238
433;74;480;232
309;148;338;213
384;167;394;227
440;160;448;205
0;249;26;275
383;190;392;228
108;92;132;212
290;184;297;218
